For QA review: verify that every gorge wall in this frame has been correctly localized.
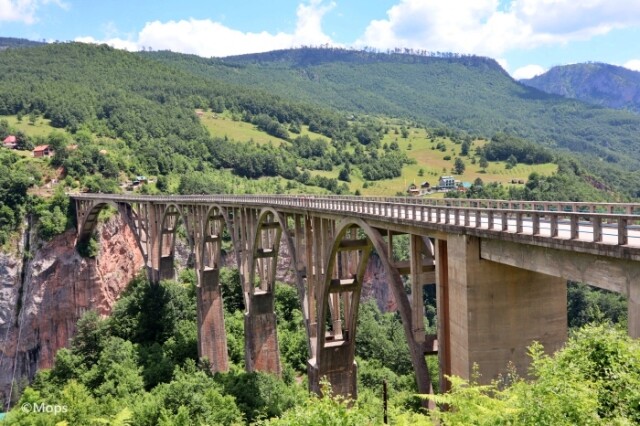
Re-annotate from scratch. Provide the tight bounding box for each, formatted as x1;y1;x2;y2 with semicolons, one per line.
0;215;145;407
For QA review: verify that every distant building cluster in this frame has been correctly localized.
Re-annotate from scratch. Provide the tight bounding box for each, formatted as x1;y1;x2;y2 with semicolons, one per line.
407;175;471;196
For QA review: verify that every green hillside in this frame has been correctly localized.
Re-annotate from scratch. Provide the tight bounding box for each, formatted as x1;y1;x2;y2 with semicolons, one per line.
145;48;640;171
0;42;633;206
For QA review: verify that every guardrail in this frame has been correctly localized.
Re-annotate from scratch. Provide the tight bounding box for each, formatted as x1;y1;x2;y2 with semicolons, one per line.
70;194;640;248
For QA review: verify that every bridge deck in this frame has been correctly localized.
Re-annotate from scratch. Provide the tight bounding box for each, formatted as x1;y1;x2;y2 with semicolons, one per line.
71;194;640;260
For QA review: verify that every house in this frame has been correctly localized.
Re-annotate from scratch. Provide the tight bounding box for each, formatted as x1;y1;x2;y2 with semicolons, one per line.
2;135;17;149
438;175;456;190
33;145;54;158
132;175;148;187
420;181;430;189
407;183;421;196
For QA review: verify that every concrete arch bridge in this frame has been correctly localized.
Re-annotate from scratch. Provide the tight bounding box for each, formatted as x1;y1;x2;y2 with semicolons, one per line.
71;194;640;400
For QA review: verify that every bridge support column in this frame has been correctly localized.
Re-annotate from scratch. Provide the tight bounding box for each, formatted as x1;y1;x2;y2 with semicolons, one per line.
159;255;174;281
197;267;229;372
245;293;281;375
308;345;357;399
442;234;567;384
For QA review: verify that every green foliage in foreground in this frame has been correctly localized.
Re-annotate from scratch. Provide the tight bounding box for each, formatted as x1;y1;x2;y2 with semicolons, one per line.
4;262;638;425
427;325;640;425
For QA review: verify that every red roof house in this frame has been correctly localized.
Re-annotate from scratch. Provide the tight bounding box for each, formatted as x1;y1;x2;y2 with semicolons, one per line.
3;135;17;149
33;145;54;158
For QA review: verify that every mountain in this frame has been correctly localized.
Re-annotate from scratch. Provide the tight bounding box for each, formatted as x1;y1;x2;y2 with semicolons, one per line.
145;48;640;170
521;63;640;114
0;37;44;50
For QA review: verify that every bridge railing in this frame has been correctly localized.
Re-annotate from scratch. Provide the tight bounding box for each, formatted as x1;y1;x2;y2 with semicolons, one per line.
70;194;640;247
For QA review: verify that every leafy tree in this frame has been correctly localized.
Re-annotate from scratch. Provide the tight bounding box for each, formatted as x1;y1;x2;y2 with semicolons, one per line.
427;324;640;425
258;381;381;426
338;166;351;182
479;156;488;171
215;369;304;423
72;310;110;365
461;139;470;156
454;157;466;174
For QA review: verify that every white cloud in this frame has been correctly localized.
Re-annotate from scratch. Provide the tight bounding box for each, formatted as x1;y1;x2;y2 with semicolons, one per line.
623;59;640;72
75;36;138;52
76;0;337;57
512;64;546;80
496;58;509;72
0;0;67;24
357;0;640;57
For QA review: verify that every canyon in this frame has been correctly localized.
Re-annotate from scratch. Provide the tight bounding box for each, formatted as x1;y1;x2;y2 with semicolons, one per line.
0;215;397;408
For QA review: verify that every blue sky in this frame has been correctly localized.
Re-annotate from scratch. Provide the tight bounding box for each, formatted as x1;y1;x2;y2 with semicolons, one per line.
1;0;640;79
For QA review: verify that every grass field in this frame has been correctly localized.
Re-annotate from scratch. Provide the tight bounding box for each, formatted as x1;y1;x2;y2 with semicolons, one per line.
3;115;68;138
197;109;329;145
311;124;557;196
197;115;558;196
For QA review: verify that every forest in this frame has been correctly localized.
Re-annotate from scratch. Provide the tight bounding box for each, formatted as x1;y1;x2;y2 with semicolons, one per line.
147;47;640;170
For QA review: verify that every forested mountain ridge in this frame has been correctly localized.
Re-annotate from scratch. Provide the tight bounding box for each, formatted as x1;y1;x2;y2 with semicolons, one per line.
521;63;640;114
145;47;640;170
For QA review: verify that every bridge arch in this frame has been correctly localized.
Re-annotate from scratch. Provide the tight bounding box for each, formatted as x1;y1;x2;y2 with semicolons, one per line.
199;204;235;272
310;217;433;398
156;203;194;281
77;200;121;243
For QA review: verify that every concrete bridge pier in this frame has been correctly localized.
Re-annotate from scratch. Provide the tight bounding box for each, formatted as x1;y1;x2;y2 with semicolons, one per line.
158;256;175;281
439;235;567;386
197;267;229;372
244;292;281;375
308;345;358;398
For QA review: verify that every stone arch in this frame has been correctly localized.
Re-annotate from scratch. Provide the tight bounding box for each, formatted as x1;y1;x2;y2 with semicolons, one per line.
311;217;433;399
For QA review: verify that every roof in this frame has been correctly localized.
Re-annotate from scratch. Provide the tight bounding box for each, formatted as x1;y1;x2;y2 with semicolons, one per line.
33;145;50;152
3;135;16;143
440;175;455;180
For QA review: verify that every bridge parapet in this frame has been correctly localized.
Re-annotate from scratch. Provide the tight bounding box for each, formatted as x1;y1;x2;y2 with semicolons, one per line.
71;194;640;256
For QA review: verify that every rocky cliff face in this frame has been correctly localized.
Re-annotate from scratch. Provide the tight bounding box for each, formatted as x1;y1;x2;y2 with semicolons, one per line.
0;215;144;407
362;254;398;312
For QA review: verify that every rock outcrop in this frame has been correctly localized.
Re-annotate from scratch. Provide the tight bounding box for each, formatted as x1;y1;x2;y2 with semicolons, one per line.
0;215;144;407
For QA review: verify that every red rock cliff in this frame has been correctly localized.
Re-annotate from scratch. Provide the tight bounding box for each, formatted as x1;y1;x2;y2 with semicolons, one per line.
0;215;144;406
